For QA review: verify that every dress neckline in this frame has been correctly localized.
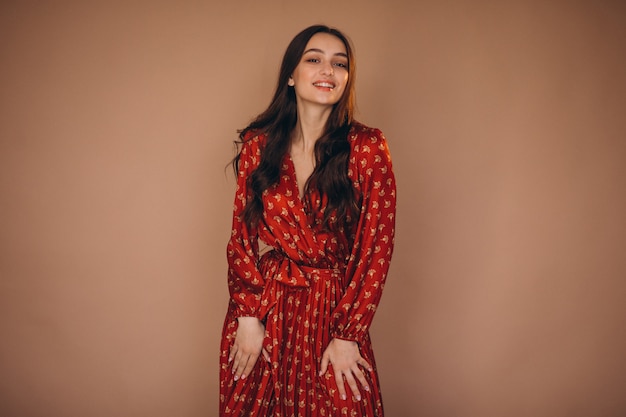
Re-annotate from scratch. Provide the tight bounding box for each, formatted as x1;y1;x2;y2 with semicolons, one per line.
286;152;307;202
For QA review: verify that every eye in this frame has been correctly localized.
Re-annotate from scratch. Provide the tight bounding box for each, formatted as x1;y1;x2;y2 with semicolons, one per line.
333;62;348;68
306;58;320;63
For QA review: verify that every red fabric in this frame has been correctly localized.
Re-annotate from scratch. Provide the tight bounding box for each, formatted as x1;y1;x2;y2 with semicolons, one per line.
219;122;396;416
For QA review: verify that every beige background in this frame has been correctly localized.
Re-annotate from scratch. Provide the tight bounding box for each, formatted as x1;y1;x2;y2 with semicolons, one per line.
1;1;625;416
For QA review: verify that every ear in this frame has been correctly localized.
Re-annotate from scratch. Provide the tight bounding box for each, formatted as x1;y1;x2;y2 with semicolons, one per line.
288;77;295;86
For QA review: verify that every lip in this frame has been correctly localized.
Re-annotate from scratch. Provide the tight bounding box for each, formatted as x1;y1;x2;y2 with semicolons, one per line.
312;80;336;90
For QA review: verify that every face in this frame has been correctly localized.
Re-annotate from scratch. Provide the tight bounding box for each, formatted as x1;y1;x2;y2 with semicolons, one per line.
288;32;349;108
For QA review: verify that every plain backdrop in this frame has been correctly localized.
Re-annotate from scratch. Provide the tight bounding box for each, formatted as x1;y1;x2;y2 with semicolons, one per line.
1;1;625;416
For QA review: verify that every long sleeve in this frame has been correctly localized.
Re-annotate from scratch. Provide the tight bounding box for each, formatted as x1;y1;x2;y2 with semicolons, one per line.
331;128;397;344
226;134;266;319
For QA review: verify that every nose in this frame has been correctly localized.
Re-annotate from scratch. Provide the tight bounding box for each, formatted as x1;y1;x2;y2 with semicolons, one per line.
321;62;334;76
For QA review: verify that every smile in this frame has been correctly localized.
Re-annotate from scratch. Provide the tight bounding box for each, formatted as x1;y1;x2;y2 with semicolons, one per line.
313;81;335;89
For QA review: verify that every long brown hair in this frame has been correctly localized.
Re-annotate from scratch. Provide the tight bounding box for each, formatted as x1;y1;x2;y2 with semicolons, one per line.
234;25;359;230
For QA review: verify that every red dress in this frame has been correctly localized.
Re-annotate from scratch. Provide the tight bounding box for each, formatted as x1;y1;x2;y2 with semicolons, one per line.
219;122;396;416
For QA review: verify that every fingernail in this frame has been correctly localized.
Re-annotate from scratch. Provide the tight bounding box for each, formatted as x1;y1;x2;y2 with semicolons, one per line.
241;374;246;379
234;375;239;381
356;395;362;401
341;394;346;401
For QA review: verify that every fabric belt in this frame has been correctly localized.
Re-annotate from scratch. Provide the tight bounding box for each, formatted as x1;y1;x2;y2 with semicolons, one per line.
259;250;343;288
257;249;344;325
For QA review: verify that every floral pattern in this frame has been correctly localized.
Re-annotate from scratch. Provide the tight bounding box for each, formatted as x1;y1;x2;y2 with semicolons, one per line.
220;122;396;416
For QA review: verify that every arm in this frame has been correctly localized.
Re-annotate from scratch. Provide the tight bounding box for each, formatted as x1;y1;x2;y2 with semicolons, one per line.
332;128;396;344
320;128;397;400
226;134;270;380
226;135;265;319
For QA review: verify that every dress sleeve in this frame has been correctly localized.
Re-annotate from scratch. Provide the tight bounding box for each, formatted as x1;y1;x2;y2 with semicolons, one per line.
226;134;265;319
331;129;397;344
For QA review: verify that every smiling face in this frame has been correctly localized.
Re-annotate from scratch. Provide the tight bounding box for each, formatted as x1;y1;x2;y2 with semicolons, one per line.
288;32;349;109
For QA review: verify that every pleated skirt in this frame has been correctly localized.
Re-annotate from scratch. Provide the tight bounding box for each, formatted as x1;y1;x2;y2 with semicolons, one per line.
219;265;384;416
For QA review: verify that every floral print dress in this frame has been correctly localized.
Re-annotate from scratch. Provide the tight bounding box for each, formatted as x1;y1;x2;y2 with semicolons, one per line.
219;122;396;416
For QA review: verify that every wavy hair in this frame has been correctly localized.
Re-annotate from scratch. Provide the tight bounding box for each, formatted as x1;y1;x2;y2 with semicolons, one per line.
233;25;359;230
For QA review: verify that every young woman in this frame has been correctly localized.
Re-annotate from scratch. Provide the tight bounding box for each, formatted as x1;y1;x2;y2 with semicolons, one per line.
219;25;396;416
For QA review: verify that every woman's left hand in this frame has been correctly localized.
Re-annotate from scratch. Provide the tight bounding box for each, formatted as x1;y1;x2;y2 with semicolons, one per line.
319;338;372;401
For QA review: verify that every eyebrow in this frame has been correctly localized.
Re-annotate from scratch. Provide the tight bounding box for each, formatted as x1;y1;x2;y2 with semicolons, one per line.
303;48;348;58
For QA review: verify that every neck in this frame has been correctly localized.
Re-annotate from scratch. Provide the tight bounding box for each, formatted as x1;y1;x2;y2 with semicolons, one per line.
291;102;332;153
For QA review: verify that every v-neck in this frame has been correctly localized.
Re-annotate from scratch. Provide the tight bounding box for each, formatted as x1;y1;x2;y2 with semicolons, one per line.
286;153;308;201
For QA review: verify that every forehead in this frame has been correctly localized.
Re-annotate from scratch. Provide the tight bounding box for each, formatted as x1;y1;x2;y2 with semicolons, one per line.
303;32;347;55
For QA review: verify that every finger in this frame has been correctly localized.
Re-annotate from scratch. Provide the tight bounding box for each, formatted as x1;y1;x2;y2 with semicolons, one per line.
358;357;373;372
228;343;238;364
241;352;260;379
319;352;329;377
231;347;242;373
352;366;370;393
343;371;362;401
334;369;347;401
262;348;271;363
233;354;248;381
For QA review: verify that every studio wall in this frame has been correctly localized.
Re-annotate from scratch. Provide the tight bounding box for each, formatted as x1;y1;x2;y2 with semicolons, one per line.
1;1;625;416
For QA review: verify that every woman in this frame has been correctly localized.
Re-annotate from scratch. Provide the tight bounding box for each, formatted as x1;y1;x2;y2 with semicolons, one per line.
219;25;396;416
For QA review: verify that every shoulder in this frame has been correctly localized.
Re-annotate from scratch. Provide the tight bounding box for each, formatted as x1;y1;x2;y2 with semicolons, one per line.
348;121;393;165
239;130;267;161
348;121;385;143
236;130;267;175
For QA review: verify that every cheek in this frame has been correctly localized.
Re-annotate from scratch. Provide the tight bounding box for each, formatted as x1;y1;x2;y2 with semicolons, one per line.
339;76;349;92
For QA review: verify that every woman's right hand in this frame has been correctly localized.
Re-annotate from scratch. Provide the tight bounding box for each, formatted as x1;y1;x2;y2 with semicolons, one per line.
229;316;270;381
